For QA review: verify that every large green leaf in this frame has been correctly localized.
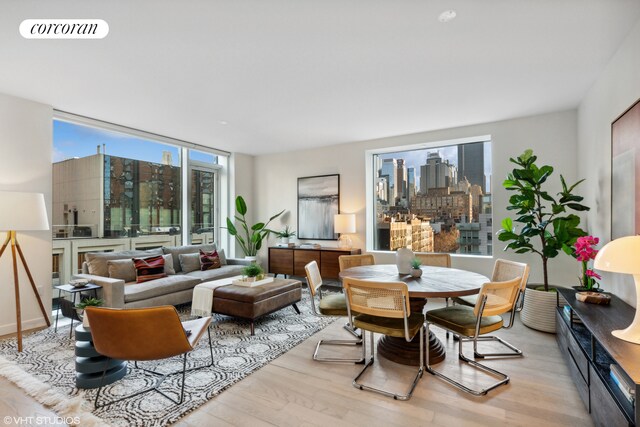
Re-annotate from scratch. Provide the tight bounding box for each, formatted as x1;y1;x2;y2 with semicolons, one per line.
226;218;237;235
235;196;248;215
251;222;265;231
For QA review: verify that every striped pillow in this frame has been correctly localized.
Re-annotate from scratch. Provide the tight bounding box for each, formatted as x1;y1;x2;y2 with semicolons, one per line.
200;249;221;271
133;255;167;283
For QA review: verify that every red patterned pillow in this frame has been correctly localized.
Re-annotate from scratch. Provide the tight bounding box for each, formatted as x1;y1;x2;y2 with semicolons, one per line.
200;249;221;271
133;255;167;283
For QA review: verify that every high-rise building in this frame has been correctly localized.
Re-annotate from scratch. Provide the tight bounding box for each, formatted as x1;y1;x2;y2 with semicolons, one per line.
407;167;416;199
458;142;485;191
420;151;458;192
381;158;398;206
396;159;407;200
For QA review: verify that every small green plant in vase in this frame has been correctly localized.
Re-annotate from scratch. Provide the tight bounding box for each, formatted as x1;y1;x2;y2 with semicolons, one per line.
76;297;104;328
242;263;265;281
276;226;296;245
410;258;423;278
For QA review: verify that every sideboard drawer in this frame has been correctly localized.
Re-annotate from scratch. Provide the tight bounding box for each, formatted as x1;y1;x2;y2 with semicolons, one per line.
590;366;629;427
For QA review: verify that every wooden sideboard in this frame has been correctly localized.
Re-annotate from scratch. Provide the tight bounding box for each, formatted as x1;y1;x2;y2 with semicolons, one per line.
268;246;361;279
557;287;640;426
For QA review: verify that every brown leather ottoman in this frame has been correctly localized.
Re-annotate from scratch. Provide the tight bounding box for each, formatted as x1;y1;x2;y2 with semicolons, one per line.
212;278;302;335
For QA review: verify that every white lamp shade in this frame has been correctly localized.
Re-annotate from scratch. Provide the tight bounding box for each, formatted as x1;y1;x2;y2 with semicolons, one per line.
594;236;640;274
0;191;49;231
334;214;356;234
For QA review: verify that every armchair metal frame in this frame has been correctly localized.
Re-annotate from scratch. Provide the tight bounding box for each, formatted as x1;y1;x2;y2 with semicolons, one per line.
86;306;214;409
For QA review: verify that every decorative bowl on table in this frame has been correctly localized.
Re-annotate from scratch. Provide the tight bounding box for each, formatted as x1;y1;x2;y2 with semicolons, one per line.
69;279;89;288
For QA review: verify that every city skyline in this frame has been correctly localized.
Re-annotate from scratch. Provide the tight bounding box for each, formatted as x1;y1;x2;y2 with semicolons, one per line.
378;141;492;192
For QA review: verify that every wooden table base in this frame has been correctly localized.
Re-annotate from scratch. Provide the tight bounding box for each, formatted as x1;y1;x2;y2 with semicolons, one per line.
377;297;445;366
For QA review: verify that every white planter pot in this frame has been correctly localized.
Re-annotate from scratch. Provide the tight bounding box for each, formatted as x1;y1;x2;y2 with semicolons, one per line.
245;256;257;263
278;237;289;245
520;285;567;333
82;313;91;328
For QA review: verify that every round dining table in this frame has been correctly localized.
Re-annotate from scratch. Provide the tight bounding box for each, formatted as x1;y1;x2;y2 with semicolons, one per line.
339;264;489;366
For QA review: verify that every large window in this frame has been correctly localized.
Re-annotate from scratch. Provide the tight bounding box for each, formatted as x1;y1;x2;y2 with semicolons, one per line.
370;138;492;256
51;115;224;300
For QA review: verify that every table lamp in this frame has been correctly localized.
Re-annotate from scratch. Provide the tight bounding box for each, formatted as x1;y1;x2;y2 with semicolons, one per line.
594;235;640;344
0;191;51;352
334;214;356;249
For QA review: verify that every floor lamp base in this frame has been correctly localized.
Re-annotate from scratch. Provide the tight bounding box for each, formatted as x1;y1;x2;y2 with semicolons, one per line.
0;231;51;352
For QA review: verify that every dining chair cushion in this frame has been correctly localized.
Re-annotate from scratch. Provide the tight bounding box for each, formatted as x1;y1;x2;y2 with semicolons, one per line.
452;295;476;307
353;312;424;338
318;293;348;316
426;306;503;337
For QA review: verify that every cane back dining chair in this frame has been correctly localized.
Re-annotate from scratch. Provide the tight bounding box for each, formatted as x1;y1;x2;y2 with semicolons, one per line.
425;277;521;396
343;277;424;400
453;259;529;357
338;253;375;338
414;253;451;268
85;306;214;408
338;254;375;272
305;261;364;363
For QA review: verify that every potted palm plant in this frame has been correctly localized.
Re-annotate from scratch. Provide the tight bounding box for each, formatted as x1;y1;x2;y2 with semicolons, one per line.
276;226;296;246
226;196;284;261
497;149;589;333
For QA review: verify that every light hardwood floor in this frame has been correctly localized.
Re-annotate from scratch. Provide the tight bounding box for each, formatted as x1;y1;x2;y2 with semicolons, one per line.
0;308;593;427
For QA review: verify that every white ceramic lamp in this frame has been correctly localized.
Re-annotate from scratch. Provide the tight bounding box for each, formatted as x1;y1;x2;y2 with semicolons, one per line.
334;214;356;249
594;236;640;344
0;191;51;352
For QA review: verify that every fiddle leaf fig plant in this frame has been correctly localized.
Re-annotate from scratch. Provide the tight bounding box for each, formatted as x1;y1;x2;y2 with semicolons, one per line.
497;149;590;292
226;196;284;257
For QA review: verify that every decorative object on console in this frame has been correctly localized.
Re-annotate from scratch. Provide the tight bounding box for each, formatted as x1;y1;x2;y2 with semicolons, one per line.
497;149;590;333
0;191;51;352
334;213;356;249
575;291;611;305
275;225;296;246
395;247;414;275
573;235;601;291
594;235;640;344
611;97;640;239
226;195;284;259
410;258;423;278
298;174;339;240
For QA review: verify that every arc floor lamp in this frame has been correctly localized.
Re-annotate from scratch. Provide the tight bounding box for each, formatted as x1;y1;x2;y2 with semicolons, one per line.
0;191;51;351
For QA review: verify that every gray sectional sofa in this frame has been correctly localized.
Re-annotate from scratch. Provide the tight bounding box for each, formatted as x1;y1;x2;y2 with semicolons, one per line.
72;244;250;308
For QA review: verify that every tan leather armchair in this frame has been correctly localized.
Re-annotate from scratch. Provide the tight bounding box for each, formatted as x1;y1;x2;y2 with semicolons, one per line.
85;306;213;408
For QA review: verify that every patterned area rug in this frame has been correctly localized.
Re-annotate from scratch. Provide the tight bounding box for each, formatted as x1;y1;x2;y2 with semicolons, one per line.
0;289;336;426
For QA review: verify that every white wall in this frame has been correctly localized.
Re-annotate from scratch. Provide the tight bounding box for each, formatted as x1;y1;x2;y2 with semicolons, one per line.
227;153;255;258
578;18;640;305
0;93;53;336
255;109;580;285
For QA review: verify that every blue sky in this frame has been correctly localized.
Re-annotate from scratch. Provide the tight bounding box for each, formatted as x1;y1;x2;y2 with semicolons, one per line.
378;141;492;191
53;120;215;166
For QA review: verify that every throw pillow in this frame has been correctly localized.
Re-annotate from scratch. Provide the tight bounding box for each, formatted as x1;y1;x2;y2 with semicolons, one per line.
217;248;227;265
179;253;201;273
200;249;221;271
162;254;176;275
107;259;136;282
133;255;167;283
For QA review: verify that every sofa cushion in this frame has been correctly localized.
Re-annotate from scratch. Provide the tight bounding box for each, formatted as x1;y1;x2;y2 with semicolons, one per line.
133;255;167;283
200;249;221;270
108;254;175;282
184;264;244;282
85;249;163;277
124;275;201;303
179;253;201;273
163;244;216;273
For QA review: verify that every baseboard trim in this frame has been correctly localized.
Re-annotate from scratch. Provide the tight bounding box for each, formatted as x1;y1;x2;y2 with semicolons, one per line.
0;317;50;337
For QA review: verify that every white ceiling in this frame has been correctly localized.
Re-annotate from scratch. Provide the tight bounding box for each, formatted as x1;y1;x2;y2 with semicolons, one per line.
1;1;639;155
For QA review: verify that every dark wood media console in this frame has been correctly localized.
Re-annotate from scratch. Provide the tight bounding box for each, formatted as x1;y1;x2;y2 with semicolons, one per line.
268;246;361;279
557;287;640;426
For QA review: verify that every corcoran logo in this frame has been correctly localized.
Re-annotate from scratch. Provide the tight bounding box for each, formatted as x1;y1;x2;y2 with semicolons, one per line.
19;19;109;39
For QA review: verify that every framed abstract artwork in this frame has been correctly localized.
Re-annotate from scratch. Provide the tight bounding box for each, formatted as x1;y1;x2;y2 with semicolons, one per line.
297;174;340;240
612;98;640;239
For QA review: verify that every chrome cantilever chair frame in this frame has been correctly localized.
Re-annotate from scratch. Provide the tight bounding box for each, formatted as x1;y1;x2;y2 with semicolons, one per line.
344;279;424;400
426;295;509;396
425;277;521;396
305;261;364;364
